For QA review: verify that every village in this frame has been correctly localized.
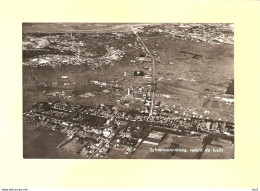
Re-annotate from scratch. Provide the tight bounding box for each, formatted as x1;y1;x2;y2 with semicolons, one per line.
23;96;234;159
23;23;234;159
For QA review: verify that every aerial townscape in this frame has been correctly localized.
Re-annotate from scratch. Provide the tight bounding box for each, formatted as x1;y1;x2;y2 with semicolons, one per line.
23;23;234;159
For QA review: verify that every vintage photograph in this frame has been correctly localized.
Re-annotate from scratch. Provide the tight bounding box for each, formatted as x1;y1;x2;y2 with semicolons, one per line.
23;23;234;159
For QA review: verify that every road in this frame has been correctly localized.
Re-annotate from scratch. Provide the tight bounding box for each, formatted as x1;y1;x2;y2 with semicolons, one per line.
132;31;156;118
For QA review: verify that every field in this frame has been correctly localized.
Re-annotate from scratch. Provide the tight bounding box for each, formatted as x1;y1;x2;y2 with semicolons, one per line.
133;133;233;159
23;122;84;159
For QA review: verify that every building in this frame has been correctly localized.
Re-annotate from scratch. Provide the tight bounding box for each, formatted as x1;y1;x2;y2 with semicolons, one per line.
143;75;152;79
134;71;145;76
124;72;132;77
136;57;152;62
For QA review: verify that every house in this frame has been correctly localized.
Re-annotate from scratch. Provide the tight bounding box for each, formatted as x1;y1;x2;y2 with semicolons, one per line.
79;92;96;98
134;71;145;76
64;82;70;86
92;81;99;85
143;75;152;79
136;57;152;62
52;82;58;86
124;72;132;77
86;92;95;97
148;131;166;141
142;140;159;146
103;89;110;93
160;94;171;98
100;83;107;87
38;59;49;64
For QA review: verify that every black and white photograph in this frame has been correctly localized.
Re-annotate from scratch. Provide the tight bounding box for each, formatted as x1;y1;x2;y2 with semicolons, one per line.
23;23;234;159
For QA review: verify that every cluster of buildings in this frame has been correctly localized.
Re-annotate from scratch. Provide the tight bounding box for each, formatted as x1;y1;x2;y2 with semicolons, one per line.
142;24;234;45
24;99;234;158
22;33;125;69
